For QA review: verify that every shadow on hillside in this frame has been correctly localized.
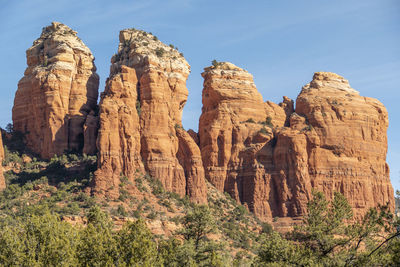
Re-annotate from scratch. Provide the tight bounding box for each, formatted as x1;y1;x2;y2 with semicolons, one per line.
1;125;97;189
4;153;97;191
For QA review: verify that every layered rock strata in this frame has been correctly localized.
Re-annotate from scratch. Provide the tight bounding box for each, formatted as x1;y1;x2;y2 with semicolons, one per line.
199;62;288;218
199;64;394;219
279;72;394;218
93;29;207;203
11;23;394;217
12;22;99;159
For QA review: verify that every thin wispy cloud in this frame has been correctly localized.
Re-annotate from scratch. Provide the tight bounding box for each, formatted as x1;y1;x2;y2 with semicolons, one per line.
194;1;379;47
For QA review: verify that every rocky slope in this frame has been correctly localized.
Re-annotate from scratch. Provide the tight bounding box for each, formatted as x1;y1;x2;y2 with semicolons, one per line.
199;64;394;220
93;29;207;203
12;22;99;159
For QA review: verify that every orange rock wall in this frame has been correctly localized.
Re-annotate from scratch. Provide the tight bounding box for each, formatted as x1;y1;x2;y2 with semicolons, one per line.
12;22;99;159
199;62;288;218
11;23;394;216
199;65;394;220
93;65;144;198
93;30;207;203
292;72;393;217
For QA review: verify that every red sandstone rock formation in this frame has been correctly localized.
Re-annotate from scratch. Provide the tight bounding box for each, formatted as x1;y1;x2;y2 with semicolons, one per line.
11;23;393;218
12;22;99;159
199;64;394;220
199;62;289;218
93;29;207;203
93;65;144;198
275;72;394;218
0;136;5;190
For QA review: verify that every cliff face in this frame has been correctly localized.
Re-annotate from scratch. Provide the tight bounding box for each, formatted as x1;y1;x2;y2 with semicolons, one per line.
284;72;393;218
12;22;99;159
198;62;289;218
199;64;394;219
93;29;207;203
93;65;144;198
11;23;393;217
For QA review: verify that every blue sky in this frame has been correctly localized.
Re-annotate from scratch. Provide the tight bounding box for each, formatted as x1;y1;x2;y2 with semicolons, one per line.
0;0;399;191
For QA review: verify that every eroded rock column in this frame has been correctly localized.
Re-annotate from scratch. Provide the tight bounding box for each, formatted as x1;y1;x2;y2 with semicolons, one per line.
93;29;207;203
12;22;99;159
281;72;394;218
199;65;394;220
198;62;290;218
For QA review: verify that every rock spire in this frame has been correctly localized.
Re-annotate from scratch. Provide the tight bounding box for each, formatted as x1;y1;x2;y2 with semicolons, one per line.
93;29;207;203
12;22;99;159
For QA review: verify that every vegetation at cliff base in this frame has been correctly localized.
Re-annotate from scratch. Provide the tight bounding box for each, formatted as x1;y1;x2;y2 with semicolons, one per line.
254;191;400;266
0;129;399;266
0;203;230;266
0;179;399;266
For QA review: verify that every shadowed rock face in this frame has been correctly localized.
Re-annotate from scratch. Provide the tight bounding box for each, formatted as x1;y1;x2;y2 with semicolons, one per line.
92;65;144;199
12;22;99;159
199;65;394;220
0;136;5;190
93;29;207;203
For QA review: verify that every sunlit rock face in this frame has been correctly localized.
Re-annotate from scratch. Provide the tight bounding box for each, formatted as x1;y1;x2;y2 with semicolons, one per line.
12;22;99;159
199;66;394;220
198;62;288;219
93;29;207;203
283;72;394;219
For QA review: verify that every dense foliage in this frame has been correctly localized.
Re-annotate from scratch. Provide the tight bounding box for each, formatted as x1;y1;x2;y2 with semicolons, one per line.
0;204;231;266
0;128;398;266
255;191;400;266
0;189;398;266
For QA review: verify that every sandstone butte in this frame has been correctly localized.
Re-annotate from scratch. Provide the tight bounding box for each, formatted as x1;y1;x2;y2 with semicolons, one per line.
9;23;394;220
92;29;207;204
198;62;394;220
12;22;99;159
